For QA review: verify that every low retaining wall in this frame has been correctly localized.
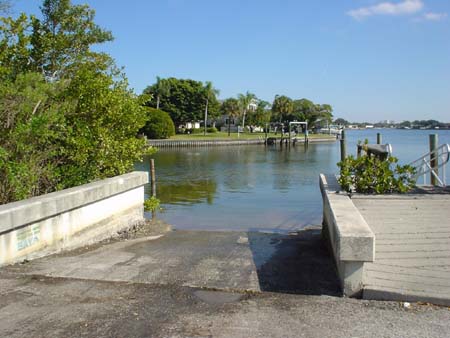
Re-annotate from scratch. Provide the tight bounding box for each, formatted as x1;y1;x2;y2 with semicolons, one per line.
320;174;375;297
148;137;336;148
0;171;148;266
148;139;265;147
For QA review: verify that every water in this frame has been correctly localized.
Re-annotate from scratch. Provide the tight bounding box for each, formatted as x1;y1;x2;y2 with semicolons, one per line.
135;129;450;232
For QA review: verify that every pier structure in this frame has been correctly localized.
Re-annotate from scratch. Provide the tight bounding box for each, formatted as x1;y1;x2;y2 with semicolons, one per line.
321;173;450;305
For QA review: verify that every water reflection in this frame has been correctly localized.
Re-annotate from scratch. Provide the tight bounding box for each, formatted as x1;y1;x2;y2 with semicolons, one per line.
157;179;217;205
134;130;450;231
135;143;337;231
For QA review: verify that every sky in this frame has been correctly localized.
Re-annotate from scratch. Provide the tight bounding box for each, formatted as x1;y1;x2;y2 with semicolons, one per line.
10;0;450;122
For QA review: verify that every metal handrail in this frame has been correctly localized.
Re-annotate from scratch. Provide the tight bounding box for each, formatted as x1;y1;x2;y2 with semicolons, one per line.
408;144;450;186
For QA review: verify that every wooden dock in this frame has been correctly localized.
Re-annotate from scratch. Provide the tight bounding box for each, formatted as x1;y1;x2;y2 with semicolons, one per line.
352;192;450;305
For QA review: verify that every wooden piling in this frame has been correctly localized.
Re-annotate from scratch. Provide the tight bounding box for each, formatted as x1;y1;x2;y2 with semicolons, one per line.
377;133;382;145
357;145;362;158
340;129;346;162
150;158;156;197
429;134;438;186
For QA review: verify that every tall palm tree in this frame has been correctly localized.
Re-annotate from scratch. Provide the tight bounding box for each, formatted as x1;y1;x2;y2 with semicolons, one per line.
203;81;220;135
272;95;293;122
154;76;171;110
221;98;240;136
237;91;256;131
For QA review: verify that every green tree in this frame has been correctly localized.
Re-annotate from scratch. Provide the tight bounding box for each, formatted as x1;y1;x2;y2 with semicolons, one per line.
398;120;411;128
316;103;333;127
221;97;240;136
30;0;113;80
152;76;171;110
0;14;33;79
334;118;349;126
247;100;271;128
0;72;65;203
0;0;151;204
203;81;219;135
143;77;219;128
141;107;175;139
237;91;256;130
58;60;149;188
291;99;333;129
272;95;293;122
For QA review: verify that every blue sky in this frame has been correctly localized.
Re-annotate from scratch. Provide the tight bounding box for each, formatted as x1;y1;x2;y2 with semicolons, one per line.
11;0;450;122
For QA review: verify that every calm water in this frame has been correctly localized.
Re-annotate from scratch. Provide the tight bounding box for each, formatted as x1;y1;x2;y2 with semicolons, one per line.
136;129;450;232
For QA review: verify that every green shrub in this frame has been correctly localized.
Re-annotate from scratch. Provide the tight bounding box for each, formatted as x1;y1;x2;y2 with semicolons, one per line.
207;127;218;133
142;108;175;139
144;196;161;212
338;155;416;194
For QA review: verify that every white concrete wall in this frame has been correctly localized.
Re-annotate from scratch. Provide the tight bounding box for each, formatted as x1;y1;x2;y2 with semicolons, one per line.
320;174;375;297
0;172;148;266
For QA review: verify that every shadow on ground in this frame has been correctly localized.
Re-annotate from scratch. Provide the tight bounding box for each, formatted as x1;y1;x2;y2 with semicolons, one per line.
247;228;341;296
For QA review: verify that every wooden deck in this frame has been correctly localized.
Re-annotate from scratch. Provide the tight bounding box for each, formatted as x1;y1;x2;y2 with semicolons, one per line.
352;192;450;305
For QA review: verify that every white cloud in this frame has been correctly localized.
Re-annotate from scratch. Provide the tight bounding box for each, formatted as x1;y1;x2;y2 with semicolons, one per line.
423;12;448;21
348;0;424;20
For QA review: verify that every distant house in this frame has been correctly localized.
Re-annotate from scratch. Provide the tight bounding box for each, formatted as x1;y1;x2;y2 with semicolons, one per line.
217;116;241;133
248;98;258;112
178;121;201;131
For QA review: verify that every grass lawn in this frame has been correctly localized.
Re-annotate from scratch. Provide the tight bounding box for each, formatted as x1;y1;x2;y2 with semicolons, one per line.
169;132;336;140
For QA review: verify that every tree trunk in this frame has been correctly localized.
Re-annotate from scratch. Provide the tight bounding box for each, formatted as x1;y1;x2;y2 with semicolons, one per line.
228;115;231;136
242;110;246;131
204;99;208;136
156;96;160;110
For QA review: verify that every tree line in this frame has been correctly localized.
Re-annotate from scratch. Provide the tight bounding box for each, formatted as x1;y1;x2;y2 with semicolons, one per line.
334;118;450;129
143;78;334;136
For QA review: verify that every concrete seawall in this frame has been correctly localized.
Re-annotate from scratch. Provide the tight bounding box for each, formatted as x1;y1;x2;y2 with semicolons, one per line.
148;137;336;148
0;171;148;266
148;138;265;147
320;174;375;297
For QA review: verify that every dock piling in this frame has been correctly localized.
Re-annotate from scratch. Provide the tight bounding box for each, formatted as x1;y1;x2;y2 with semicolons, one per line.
429;134;438;186
150;159;156;197
377;133;382;145
340;130;347;162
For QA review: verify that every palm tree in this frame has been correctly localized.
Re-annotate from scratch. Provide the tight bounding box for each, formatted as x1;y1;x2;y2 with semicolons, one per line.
203;81;220;135
272;95;293;122
154;76;171;110
237;91;256;131
221;98;240;136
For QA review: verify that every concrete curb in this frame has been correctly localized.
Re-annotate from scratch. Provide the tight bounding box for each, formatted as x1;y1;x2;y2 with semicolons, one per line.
320;174;375;297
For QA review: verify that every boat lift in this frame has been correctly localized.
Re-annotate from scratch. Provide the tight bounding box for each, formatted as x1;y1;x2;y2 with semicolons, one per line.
288;121;308;144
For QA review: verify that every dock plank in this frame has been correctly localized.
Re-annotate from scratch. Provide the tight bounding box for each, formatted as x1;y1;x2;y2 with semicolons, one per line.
353;194;450;305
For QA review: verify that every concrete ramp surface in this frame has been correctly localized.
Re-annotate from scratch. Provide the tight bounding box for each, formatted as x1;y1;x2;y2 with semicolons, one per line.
6;228;340;296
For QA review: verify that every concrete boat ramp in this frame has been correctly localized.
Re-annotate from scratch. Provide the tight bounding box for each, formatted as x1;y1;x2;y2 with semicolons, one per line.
2;225;450;338
3;227;341;296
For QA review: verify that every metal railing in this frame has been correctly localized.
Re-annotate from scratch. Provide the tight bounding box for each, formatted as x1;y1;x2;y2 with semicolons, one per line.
409;144;450;186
